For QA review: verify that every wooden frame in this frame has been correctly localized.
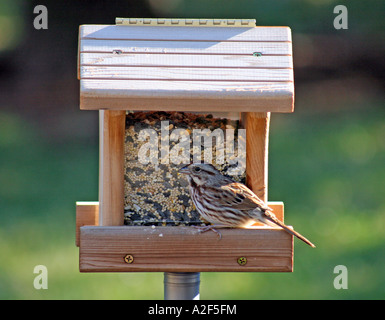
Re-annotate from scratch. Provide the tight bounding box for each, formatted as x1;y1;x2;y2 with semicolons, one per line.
76;20;295;273
76;202;285;247
98;110;125;226
76;202;292;272
80;226;292;272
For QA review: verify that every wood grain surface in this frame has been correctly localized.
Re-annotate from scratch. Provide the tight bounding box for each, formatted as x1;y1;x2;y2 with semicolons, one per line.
79;225;293;272
78;25;294;112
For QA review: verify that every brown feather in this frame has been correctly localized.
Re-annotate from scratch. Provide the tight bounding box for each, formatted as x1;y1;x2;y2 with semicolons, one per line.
263;211;316;248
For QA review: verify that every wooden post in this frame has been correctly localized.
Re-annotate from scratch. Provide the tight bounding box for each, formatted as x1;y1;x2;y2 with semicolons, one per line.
243;112;270;203
99;110;125;226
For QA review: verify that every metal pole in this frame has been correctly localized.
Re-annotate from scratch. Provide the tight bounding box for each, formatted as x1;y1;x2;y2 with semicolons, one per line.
164;272;200;300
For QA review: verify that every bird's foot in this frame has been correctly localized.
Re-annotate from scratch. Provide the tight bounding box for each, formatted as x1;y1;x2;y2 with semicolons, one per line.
192;225;222;240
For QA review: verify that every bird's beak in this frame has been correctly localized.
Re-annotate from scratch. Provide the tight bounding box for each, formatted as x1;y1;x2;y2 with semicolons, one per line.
178;165;190;174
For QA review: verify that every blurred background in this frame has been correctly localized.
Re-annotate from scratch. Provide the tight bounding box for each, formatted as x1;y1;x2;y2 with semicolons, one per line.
0;0;384;299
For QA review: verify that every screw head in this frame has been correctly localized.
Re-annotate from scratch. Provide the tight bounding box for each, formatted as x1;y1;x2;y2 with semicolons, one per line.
237;257;247;266
124;254;134;264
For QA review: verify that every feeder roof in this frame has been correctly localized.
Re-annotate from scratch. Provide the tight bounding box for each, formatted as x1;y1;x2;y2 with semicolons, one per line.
78;19;294;112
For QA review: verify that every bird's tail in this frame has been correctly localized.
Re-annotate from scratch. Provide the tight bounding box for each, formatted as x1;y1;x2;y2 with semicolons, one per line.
263;211;316;248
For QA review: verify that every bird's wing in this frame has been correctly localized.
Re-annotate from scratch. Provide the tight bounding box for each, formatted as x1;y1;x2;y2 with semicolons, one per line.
220;182;272;212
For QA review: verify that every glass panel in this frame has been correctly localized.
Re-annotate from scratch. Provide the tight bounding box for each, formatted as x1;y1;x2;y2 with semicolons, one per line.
124;111;246;226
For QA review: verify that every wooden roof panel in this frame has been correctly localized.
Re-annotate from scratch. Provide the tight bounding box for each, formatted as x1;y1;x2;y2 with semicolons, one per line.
78;24;294;112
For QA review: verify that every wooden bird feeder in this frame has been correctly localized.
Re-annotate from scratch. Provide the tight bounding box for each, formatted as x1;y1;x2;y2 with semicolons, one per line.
76;18;295;273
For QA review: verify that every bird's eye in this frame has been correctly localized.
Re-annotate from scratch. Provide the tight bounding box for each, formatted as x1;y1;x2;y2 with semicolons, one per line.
194;167;201;172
